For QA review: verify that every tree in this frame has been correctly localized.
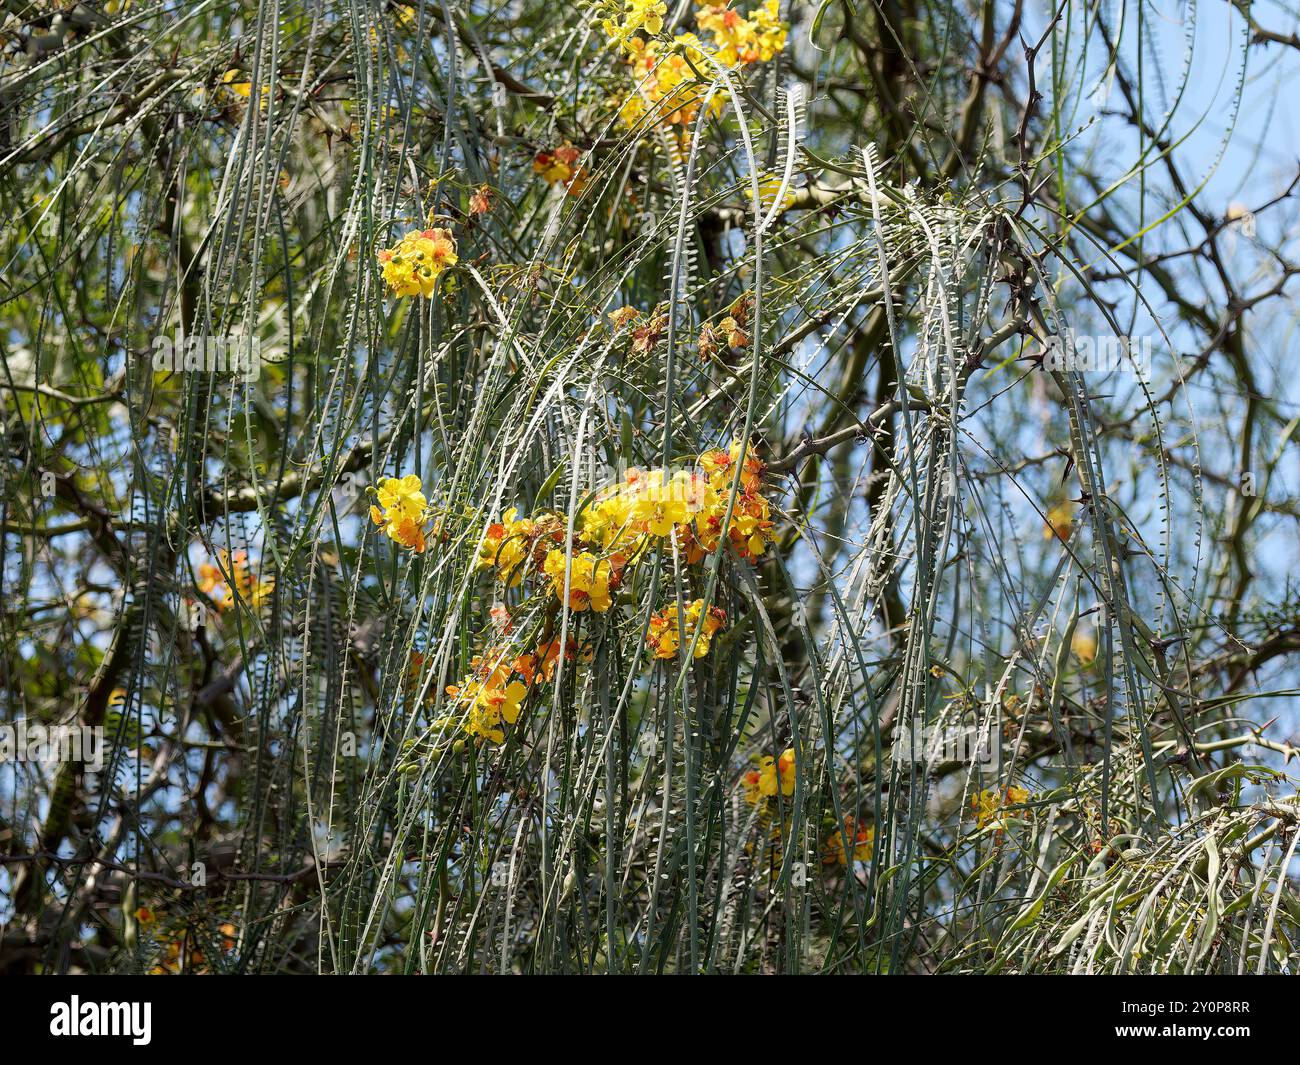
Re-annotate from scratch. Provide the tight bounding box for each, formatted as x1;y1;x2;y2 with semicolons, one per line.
2;0;1298;974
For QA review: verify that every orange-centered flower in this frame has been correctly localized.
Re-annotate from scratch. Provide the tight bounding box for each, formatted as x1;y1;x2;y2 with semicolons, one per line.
369;474;430;552
377;228;458;298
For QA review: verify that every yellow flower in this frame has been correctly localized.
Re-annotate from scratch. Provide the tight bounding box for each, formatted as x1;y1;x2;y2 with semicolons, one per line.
1071;625;1098;666
370;474;430;552
647;598;727;659
581;485;640;551
377;474;426;520
630;469;701;536
824;817;875;866
609;5;783;134
972;785;1031;830
700;439;764;494
1043;500;1074;541
760;747;796;797
749;0;788;61
744;746;796;803
543;549;621;612
448;675;529;745
479;507;538;586
533;143;590;195
693;441;773;559
440;649;535;746
745;171;797;213
696;1;787;66
377;228;458;298
580;465;714;551
696;2;756;66
601;0;668;51
617;37;722;132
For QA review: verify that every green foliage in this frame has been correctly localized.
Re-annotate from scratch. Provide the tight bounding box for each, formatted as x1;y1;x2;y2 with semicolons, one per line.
1;0;1298;975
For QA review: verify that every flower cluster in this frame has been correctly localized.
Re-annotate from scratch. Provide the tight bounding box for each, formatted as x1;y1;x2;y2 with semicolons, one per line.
600;0;667;49
972;785;1030;830
474;442;771;620
697;292;751;360
377;227;458;298
542;549;627;613
581;441;773;561
369;474;433;552
696;441;774;559
399;441;779;753
608;304;669;356
618;35;720;132
603;2;789;134
696;0;786;66
742;746;796;803
444;652;530;745
197;549;274;611
439;636;590;745
823;816;875;866
475;506;631;615
478;507;567;586
533;143;590;195
647;598;727;659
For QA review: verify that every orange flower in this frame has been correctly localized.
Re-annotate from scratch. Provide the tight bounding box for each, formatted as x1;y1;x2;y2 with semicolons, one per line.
823;817;875;866
647;598;727;660
609;305;641;330
196;549;274;610
697;322;720;360
533;143;589;195
719;315;747;349
516;636;590;686
440;648;534;745
694;442;773;559
490;603;513;634
1043;500;1074;542
743;746;796;803
478;507;557;586
629;309;668;355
